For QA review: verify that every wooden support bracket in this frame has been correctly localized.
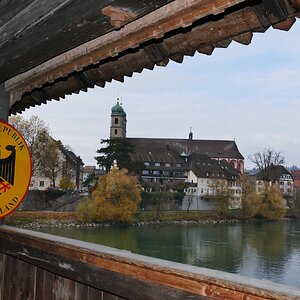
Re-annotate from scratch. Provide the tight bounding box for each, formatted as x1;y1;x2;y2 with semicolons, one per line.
102;6;137;29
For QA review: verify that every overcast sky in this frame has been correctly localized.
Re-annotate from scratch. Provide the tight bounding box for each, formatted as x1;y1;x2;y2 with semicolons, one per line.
21;22;300;168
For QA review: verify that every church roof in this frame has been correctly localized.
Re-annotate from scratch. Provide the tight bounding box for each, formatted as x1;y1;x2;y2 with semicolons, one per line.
127;138;244;160
188;153;239;180
130;146;187;166
111;102;126;117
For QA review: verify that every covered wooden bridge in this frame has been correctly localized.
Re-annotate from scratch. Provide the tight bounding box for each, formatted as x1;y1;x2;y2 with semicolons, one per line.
1;0;300;299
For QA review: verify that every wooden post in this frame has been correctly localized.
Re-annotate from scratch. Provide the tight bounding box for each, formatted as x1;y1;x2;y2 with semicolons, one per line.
0;83;10;225
0;83;9;122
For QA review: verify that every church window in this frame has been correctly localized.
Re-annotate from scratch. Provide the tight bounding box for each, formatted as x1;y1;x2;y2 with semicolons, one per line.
114;118;119;124
114;129;118;135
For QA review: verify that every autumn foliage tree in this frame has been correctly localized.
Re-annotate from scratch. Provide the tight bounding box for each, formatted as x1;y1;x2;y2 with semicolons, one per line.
9;115;57;175
239;175;286;220
77;168;141;222
259;184;286;220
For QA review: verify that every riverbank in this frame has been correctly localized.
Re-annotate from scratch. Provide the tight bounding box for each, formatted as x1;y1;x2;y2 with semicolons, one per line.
4;210;297;229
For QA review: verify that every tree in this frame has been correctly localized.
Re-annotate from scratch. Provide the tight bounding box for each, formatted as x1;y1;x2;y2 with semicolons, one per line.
39;138;62;188
9;115;57;175
259;184;286;220
239;175;286;220
249;149;285;181
207;180;234;217
95;138;135;173
77;168;141;222
59;176;75;190
239;175;261;218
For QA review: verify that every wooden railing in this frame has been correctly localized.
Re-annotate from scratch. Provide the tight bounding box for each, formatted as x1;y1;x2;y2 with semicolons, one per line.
0;225;299;300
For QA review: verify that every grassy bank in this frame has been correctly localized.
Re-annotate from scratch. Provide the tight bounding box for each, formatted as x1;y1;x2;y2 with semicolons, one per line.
5;209;242;226
4;208;298;227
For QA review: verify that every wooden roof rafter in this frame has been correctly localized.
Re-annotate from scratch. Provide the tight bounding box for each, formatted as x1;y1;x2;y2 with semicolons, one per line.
1;0;299;114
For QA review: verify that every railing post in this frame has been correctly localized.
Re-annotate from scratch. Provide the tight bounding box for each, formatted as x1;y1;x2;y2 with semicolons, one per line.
0;82;10;225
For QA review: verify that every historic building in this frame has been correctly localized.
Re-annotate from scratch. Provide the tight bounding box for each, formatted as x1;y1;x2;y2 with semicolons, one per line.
255;165;294;204
110;101;127;138
109;102;244;208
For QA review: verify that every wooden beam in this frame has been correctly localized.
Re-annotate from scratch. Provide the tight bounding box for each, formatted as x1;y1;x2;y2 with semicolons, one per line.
5;0;245;104
272;17;296;30
0;83;9;122
0;0;75;48
1;226;300;300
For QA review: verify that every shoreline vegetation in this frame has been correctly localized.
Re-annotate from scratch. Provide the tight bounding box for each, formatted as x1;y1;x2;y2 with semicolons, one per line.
4;209;299;229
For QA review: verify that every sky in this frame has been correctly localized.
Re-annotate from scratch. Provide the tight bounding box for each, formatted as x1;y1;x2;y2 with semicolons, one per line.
21;22;300;169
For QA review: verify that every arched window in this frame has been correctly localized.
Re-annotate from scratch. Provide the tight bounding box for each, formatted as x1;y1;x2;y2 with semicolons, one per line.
114;129;118;135
114;118;119;124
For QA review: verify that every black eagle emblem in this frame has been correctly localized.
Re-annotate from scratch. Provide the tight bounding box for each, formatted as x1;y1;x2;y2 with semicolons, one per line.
0;145;16;194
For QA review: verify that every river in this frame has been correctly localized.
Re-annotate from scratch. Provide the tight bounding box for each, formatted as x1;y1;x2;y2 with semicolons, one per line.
36;220;300;288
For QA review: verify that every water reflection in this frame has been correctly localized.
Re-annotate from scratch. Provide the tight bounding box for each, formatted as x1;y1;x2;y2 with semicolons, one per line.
36;221;300;288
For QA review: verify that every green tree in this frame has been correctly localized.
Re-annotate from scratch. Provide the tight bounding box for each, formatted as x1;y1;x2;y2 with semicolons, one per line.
83;173;98;187
77;168;141;222
95;138;135;173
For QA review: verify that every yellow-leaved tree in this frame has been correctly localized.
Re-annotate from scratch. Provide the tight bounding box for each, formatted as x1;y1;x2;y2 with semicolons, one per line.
259;184;286;220
77;168;141;222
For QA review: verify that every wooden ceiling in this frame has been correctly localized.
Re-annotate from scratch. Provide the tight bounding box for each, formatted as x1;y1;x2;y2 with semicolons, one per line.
1;0;299;114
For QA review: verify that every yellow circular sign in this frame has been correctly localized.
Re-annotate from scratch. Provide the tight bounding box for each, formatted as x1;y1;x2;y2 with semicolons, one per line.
0;120;32;218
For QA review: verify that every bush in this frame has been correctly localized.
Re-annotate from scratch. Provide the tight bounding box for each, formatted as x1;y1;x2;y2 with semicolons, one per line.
76;168;141;223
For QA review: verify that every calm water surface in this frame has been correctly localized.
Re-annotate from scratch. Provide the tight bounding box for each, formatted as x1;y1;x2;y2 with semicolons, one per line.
36;221;300;288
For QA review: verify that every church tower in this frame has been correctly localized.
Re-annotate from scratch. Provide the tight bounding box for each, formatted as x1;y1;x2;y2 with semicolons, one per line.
110;100;127;138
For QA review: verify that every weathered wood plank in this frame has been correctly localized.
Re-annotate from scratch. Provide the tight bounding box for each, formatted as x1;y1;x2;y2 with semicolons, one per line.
2;255;13;300
0;253;4;300
36;268;55;300
0;226;300;300
87;286;103;300
0;0;174;83
2;255;36;300
53;275;76;300
75;282;89;300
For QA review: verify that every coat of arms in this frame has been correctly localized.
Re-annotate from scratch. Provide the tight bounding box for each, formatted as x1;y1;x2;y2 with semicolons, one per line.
0;121;31;218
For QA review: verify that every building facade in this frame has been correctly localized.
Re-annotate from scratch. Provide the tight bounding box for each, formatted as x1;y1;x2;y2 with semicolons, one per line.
108;102;244;209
